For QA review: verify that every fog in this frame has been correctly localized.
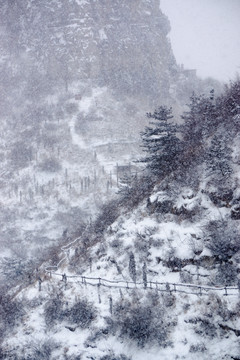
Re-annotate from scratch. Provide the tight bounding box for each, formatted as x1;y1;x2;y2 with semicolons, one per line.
161;0;240;82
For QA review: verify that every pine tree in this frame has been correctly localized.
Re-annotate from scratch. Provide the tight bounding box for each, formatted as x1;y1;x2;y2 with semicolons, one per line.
142;262;147;289
206;135;233;178
181;91;217;147
118;173;137;198
129;252;136;283
180;91;218;167
139;106;182;177
219;79;240;118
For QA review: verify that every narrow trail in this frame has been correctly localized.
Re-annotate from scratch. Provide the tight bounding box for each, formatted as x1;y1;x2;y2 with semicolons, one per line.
69;115;87;149
45;224;90;273
43;226;239;298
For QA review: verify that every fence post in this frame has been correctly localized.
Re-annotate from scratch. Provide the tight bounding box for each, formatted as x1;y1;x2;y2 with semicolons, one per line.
199;286;202;296
98;278;101;287
38;277;42;292
28;273;32;284
143;262;147;289
98;285;101;304
109;296;113;315
173;283;176;292
224;287;228;296
196;265;199;281
63;273;67;290
166;282;171;293
119;289;123;300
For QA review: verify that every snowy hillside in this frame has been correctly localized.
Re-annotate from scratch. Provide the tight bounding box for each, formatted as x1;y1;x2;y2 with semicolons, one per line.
0;0;237;358
0;0;222;274
0;0;177;268
1;81;240;359
1;173;239;359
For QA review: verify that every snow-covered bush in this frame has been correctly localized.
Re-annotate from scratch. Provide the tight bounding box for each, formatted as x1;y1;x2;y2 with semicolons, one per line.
110;292;176;348
100;354;131;360
4;339;59;360
162;293;176;308
25;339;59;360
66;300;97;328
193;318;217;339
0;347;19;360
38;157;62;172
44;297;65;327
94;200;120;234
134;232;149;255
207;188;233;207
118;306;157;347
201;293;232;322
189;343;207;353
110;239;123;249
44;297;96;329
154;200;174;214
0;295;24;341
1;257;35;288
215;263;238;286
205;220;240;263
119;175;154;209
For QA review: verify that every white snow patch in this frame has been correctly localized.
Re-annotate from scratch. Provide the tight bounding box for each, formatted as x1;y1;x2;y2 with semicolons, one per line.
99;28;108;40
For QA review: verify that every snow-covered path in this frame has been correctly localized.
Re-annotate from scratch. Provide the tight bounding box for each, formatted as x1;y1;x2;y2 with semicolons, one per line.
44;228;239;298
68;115;87;149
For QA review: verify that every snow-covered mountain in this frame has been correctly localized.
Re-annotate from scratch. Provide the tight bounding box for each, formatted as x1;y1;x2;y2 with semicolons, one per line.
1;1;237;358
1;0;176;99
1;158;240;359
0;0;207;268
1;79;240;359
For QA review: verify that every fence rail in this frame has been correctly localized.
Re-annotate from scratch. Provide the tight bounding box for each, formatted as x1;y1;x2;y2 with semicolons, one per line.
46;271;239;297
43;225;239;298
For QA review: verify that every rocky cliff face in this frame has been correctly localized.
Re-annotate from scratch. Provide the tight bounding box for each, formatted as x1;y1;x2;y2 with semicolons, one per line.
1;0;177;102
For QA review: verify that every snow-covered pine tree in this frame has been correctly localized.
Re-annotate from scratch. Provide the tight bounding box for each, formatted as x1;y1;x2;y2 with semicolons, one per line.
206;134;233;179
129;252;137;283
118;172;137;198
142;262;147;289
181;91;218;170
139;106;181;177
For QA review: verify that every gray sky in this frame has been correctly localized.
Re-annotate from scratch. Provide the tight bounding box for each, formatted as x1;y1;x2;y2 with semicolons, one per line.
160;0;240;82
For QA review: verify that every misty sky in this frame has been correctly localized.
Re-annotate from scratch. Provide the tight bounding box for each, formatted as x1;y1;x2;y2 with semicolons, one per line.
161;0;240;82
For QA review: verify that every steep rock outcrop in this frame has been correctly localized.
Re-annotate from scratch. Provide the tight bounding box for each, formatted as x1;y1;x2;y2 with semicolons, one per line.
1;0;177;101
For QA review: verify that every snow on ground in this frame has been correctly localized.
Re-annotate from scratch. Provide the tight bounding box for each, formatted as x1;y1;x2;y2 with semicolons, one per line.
0;90;122;261
7;269;239;360
3;192;239;359
2;80;240;358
